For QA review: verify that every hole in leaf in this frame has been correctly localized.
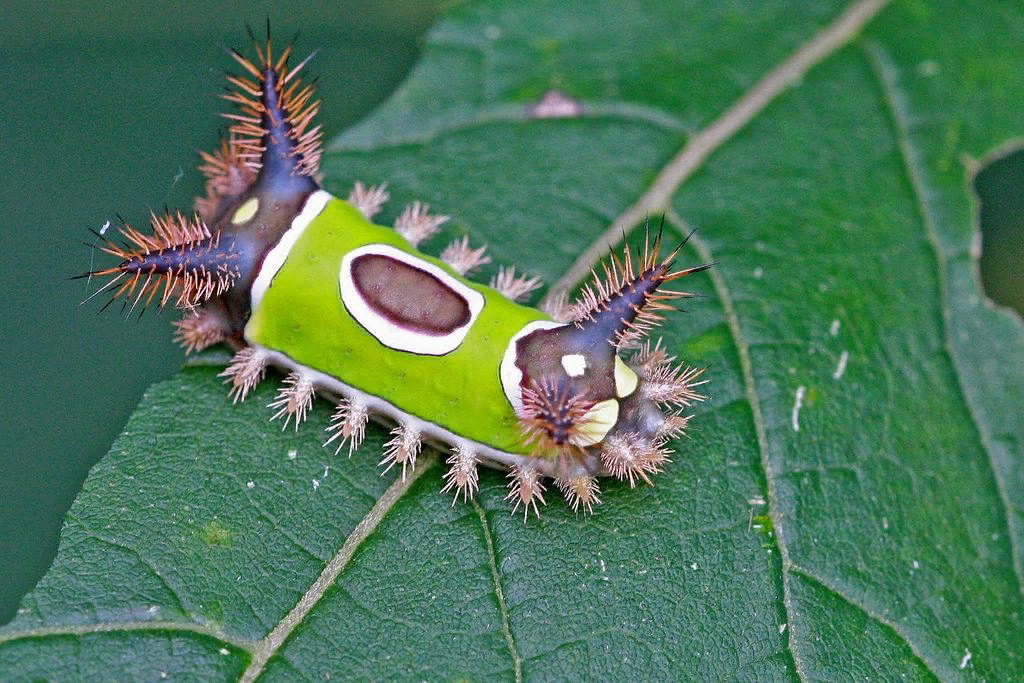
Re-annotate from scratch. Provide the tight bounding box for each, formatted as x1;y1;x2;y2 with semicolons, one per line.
975;148;1024;316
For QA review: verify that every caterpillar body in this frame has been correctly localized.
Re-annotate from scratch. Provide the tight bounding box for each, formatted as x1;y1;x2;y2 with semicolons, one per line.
82;33;710;518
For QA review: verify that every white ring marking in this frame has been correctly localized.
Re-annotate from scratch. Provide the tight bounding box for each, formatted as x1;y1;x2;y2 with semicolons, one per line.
339;244;484;356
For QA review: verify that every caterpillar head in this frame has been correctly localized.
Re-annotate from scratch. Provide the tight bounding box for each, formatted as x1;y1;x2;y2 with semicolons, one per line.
502;232;711;491
78;31;321;345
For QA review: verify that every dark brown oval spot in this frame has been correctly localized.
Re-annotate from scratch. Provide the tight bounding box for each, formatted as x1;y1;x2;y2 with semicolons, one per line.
351;253;471;336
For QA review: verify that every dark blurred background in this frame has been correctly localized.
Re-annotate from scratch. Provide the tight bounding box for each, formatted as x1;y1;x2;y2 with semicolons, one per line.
0;0;442;625
0;0;1020;626
976;149;1024;316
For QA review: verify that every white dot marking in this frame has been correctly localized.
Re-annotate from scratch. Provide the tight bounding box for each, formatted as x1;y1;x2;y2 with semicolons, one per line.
561;354;587;377
832;351;849;380
792;386;806;432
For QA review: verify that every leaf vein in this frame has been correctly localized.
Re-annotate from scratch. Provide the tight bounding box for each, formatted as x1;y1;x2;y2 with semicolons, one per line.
542;0;895;306
862;39;1024;596
472;501;523;683
238;454;437;683
81;532;190;620
786;564;946;680
237;483;327;564
679;219;806;681
0;619;256;653
329;104;687;153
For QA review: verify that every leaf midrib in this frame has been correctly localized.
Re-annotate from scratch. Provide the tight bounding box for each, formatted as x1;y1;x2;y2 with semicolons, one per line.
542;0;895;306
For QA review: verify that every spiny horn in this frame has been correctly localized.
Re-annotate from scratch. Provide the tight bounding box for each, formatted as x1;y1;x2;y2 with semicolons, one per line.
76;212;240;313
221;27;322;197
572;225;713;349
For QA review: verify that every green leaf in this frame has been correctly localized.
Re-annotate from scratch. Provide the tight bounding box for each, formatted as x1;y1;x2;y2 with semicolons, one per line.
3;0;1022;679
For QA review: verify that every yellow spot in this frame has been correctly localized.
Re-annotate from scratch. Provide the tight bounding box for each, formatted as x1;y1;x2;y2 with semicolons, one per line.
614;356;639;397
561;353;587;377
232;197;259;224
575;398;619;447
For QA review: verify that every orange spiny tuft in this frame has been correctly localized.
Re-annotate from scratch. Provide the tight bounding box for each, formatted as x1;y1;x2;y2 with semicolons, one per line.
640;360;708;408
194;136;258;222
222;34;322;178
556;475;602;514
80;212;239;313
173;309;227;354
506;465;547;520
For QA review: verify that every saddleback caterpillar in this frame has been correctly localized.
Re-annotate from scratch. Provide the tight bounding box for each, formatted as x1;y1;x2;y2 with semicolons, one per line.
80;31;711;518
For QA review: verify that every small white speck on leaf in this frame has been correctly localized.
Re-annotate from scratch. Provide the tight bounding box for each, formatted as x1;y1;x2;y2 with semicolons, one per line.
313;465;330;491
690;562;698;570
779;623;787;634
287;449;298;460
818;282;828;292
219;648;230;656
753;267;763;278
246;481;255;489
912;560;920;569
832;351;850;380
883;517;889;530
748;496;766;506
792;386;806;432
918;60;940;77
959;648;972;669
829;319;841;336
145;605;159;615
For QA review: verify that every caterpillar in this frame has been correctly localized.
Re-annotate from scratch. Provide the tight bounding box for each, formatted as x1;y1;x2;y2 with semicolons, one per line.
80;32;711;518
